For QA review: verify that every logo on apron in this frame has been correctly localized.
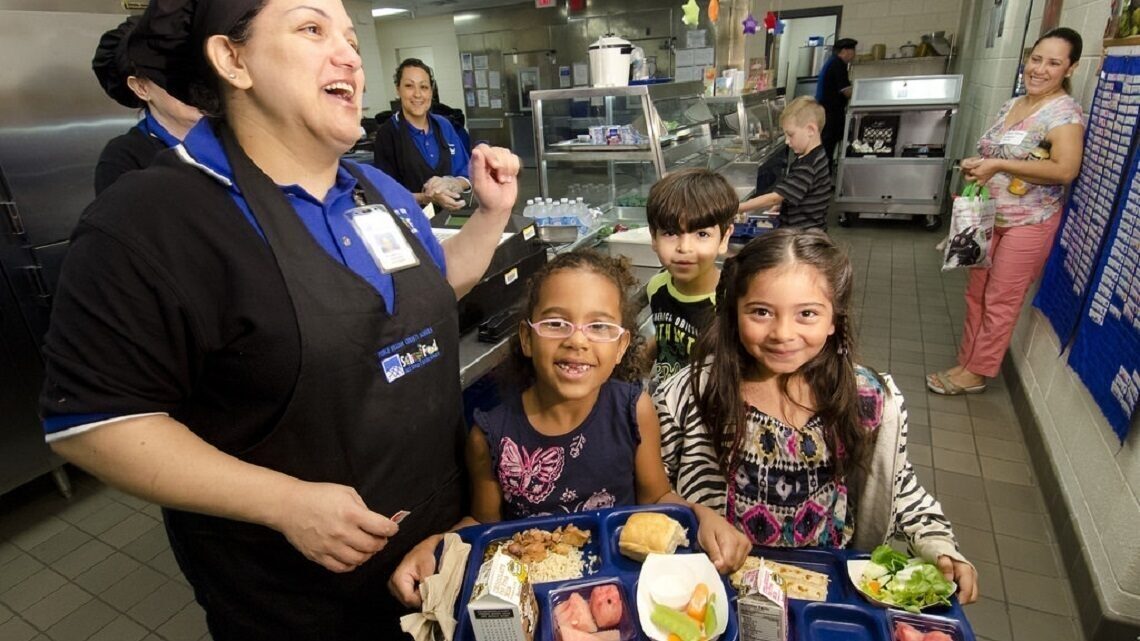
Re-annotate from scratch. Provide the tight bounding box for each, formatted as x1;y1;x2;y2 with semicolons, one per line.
378;327;441;383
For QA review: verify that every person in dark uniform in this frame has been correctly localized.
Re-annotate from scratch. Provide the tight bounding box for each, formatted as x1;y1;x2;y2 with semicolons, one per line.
91;16;202;195
815;37;858;171
40;1;520;640
373;58;473;212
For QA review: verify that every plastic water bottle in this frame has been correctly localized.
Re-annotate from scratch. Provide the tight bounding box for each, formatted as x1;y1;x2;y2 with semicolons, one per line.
574;197;591;230
522;198;535;217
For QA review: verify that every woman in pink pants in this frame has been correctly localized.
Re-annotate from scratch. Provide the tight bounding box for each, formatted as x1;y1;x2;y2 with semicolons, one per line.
927;27;1085;395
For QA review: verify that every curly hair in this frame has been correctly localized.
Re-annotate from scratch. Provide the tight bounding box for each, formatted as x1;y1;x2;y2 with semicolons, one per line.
503;249;651;389
689;228;873;481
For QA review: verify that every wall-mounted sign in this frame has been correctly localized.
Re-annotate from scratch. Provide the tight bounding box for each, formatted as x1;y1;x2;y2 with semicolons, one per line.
535;0;557;7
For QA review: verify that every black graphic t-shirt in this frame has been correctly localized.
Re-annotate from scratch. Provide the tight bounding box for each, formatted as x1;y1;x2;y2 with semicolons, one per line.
648;271;716;382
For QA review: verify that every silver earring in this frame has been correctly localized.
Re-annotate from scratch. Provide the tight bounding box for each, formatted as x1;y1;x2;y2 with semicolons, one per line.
228;73;236;79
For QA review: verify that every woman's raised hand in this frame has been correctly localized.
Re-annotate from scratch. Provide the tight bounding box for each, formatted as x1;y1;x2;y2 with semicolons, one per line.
470;144;520;217
274;480;398;573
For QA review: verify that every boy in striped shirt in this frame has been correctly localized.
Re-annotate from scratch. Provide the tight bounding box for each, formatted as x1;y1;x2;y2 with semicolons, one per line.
738;96;832;230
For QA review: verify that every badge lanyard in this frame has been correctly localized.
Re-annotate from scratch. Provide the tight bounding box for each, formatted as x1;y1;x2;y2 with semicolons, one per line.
345;188;420;274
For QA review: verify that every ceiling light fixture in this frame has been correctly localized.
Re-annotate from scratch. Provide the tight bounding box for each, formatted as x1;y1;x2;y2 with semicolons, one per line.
371;7;409;17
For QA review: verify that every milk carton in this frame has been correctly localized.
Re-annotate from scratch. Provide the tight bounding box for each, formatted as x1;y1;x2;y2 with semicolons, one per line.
467;549;538;641
736;565;788;641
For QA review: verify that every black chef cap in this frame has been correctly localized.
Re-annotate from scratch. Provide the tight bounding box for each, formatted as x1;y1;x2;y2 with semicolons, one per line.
93;17;143;109
834;38;858;52
128;0;263;107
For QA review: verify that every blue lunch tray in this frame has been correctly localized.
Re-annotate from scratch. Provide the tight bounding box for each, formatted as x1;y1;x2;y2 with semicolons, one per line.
450;505;976;641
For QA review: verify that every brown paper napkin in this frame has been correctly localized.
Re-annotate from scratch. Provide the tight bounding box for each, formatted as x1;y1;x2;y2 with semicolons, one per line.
400;532;472;641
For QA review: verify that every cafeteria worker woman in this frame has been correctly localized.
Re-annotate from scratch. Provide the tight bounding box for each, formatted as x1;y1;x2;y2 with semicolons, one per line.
39;1;519;639
91;16;202;194
373;58;474;212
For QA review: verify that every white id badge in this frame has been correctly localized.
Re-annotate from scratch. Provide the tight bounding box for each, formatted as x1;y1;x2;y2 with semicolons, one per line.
344;205;420;274
999;130;1028;146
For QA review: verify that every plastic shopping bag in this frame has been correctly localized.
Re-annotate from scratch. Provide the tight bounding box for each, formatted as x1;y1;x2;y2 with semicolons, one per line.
941;182;995;271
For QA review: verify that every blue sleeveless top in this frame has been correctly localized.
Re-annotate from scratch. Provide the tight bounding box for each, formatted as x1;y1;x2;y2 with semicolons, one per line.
475;380;642;519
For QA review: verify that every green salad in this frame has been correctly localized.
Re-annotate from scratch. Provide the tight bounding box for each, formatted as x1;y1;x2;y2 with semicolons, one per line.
857;545;956;613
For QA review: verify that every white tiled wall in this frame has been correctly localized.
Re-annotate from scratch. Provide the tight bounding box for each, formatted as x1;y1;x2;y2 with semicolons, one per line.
958;0;1140;626
372;15;465;118
771;0;964;56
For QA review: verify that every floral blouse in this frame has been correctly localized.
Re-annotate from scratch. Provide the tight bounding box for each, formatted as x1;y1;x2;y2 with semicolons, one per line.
725;409;853;547
977;95;1084;227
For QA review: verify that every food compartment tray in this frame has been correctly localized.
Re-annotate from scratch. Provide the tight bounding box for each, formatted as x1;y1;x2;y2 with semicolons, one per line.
749;546;851;603
453;506;739;641
798;602;890;641
599;504;700;574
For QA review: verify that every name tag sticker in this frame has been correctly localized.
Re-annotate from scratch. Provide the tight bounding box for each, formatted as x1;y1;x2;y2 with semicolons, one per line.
522;225;536;241
504;267;519;285
999;130;1028;146
345;205;420;274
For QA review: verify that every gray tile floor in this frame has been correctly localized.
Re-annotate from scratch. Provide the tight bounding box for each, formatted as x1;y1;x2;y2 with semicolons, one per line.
0;212;1084;641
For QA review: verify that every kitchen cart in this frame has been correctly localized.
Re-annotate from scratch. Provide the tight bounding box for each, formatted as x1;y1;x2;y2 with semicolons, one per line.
834;74;963;231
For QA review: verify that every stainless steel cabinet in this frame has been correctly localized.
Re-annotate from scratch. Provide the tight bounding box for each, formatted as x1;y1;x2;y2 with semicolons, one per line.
0;3;125;496
834;75;962;230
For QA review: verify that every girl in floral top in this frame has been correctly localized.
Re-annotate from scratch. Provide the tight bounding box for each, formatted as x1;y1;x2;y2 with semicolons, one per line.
928;27;1085;395
466;250;750;573
654;229;979;603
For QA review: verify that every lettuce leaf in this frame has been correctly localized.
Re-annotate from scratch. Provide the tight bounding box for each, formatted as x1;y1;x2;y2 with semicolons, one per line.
865;546;955;613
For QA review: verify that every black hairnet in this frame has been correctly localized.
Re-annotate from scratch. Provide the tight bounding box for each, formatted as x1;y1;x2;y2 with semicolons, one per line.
834;38;858;52
128;0;263;105
92;17;142;109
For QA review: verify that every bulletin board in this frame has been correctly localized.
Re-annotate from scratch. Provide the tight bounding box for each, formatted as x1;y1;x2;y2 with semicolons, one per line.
1033;53;1140;441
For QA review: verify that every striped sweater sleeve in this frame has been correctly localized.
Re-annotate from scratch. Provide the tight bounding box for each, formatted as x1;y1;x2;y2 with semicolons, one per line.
882;375;968;564
652;368;728;514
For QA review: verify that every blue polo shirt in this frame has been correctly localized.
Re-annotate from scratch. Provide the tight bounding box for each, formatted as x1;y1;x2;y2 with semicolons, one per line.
176;119;447;315
138;110;183;148
43;120;449;439
398;112;471;179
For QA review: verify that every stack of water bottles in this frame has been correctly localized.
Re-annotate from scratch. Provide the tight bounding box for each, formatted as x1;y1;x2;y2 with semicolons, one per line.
521;196;598;239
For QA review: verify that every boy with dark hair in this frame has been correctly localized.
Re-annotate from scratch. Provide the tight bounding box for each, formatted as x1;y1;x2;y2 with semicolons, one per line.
738;96;832;230
645;168;737;382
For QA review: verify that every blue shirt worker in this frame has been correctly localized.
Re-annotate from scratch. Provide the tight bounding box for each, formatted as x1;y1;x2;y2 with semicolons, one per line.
39;1;521;639
374;58;473;212
815;37;857;171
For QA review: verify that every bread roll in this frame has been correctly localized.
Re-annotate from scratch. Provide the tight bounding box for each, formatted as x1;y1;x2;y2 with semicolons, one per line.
618;512;688;561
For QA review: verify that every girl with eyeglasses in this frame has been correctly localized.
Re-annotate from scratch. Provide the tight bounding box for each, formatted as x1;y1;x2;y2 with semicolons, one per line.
453;250;749;574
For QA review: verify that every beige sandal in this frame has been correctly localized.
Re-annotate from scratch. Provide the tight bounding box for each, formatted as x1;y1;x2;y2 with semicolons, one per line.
927;371;987;395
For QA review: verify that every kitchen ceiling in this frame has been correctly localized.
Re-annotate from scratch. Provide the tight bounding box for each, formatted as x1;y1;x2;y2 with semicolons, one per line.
372;0;534;19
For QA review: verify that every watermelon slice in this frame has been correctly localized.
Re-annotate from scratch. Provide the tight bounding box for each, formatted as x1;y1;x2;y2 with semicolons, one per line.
554;592;597;634
589;584;623;629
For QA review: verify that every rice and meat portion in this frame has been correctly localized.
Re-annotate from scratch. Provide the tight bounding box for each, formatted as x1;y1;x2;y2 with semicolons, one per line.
487;524;592;584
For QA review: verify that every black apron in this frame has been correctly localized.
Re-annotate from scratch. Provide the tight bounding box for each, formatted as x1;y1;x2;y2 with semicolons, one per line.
164;124;465;640
387;113;453;195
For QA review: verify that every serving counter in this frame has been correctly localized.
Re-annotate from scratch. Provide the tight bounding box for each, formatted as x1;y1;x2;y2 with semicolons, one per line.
531;83;786;209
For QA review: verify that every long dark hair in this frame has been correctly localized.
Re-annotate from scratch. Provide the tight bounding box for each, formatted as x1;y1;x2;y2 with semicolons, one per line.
1032;27;1082;93
504;250;651;389
689;229;870;480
